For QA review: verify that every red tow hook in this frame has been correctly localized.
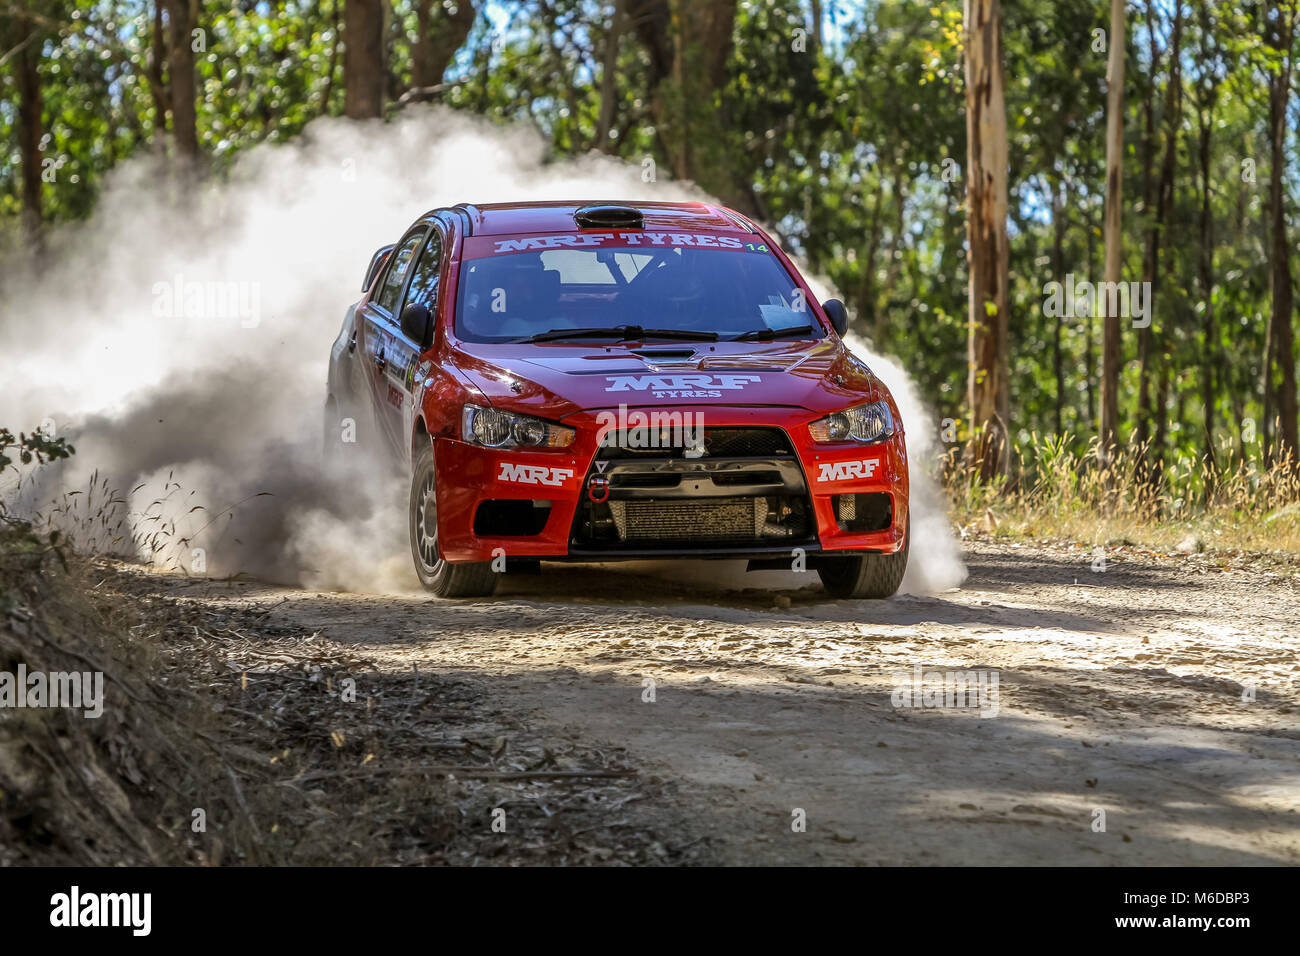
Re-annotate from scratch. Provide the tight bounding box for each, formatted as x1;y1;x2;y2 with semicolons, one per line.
587;475;611;503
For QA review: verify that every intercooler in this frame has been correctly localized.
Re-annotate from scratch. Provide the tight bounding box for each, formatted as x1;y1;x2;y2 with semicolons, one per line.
608;497;767;541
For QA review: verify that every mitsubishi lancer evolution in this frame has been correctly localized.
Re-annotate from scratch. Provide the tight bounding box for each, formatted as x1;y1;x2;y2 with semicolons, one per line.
325;201;909;599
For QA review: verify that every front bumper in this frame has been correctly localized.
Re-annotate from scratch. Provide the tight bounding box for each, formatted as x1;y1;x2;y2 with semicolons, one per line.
433;404;908;563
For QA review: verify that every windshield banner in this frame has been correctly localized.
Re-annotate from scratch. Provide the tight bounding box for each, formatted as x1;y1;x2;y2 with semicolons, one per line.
464;232;774;258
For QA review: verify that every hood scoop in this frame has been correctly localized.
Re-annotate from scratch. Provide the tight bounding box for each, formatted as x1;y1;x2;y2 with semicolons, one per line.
631;348;697;361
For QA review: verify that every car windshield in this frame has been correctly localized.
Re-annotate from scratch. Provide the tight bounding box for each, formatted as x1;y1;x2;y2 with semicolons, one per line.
454;241;822;343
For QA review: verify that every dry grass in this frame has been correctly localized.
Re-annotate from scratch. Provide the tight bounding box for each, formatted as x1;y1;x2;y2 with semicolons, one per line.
0;514;273;864
943;434;1300;563
8;468;266;575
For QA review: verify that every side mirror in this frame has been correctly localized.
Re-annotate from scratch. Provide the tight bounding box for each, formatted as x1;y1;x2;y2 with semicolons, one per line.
400;303;434;350
822;298;849;337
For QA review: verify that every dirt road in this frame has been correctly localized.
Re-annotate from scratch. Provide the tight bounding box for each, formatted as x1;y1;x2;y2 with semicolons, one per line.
152;538;1300;865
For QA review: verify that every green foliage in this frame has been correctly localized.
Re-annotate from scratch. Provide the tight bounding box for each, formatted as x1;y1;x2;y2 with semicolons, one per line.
0;426;75;473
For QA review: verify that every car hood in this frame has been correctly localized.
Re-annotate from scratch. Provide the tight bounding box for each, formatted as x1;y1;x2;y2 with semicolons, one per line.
451;338;887;420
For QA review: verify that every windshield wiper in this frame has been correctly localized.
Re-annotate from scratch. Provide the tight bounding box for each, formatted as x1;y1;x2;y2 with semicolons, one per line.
520;325;718;343
634;327;718;341
731;324;815;341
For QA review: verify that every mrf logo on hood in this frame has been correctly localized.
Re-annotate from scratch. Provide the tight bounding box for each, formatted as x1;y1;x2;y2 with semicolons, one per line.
604;374;761;399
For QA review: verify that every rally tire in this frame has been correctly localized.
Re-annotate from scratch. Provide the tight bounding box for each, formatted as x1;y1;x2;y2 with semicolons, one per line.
409;443;498;598
817;517;910;599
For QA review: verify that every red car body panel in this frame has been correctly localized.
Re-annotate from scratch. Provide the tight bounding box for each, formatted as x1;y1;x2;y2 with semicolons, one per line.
333;201;908;566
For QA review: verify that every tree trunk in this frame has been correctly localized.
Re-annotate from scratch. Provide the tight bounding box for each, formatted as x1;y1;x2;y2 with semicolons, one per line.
412;0;434;87
595;0;626;153
149;1;169;149
166;0;199;161
1196;11;1219;494
1136;0;1161;450
1262;293;1275;463
631;0;744;211
412;0;475;91
1154;346;1171;484
1085;200;1097;425
1099;0;1126;466
1266;4;1298;463
1051;176;1068;437
964;0;1010;479
345;0;387;119
1142;2;1183;471
321;0;341;115
1198;107;1216;486
860;179;886;342
879;163;908;341
14;14;43;250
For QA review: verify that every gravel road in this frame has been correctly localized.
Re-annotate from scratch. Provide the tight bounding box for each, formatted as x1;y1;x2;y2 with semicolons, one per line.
155;538;1300;865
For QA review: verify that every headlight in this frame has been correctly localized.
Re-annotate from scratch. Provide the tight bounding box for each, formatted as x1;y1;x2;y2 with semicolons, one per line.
461;404;574;448
808;400;894;444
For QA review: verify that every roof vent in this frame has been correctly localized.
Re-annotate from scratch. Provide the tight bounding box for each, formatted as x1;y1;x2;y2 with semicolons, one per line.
574;204;643;230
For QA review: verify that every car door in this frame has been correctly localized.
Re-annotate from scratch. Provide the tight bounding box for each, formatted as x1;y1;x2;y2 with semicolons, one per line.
359;228;426;461
378;227;446;460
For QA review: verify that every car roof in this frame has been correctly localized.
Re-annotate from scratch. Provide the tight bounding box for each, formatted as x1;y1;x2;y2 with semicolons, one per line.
424;200;756;237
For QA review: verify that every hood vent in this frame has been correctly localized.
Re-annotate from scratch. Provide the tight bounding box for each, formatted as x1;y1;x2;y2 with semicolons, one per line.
574;204;644;230
632;348;696;361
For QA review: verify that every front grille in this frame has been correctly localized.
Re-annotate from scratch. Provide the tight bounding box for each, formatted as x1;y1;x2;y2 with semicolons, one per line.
572;425;813;552
702;428;791;457
610;497;765;541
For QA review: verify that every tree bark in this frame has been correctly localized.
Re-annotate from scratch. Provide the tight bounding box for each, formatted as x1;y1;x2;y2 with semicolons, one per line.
165;0;199;161
149;1;169;148
14;13;43;249
1051;176;1068;437
1085;199;1097;425
345;0;387;119
1140;2;1183;468
880;163;908;343
1195;8;1219;492
964;0;1010;479
321;0;341;115
857;178;886;343
1265;2;1298;463
629;0;745;211
1099;0;1126;466
595;0;626;153
1136;0;1162;450
412;0;476;90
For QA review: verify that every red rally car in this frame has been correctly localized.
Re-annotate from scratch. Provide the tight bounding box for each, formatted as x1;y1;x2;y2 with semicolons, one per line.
325;201;909;599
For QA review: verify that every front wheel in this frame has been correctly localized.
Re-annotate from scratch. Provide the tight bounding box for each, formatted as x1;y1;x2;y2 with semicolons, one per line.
817;517;910;599
409;443;497;597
